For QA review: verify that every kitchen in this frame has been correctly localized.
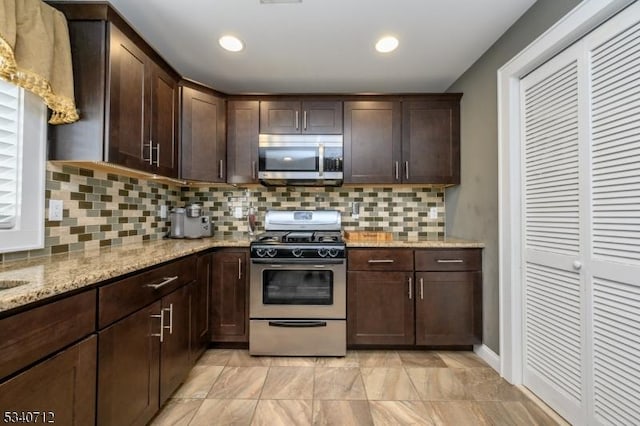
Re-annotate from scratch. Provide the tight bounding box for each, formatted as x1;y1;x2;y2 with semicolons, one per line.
1;0;638;425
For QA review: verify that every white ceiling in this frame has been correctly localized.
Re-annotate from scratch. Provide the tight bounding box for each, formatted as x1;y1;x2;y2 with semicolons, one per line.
66;0;537;94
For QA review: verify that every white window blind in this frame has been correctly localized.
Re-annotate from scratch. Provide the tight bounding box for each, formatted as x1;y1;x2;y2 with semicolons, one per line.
0;79;21;230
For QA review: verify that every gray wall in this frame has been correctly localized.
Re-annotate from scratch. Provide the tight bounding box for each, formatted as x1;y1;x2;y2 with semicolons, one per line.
445;0;582;354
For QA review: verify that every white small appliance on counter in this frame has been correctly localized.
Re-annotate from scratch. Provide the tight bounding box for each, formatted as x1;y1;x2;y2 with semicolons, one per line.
168;203;213;238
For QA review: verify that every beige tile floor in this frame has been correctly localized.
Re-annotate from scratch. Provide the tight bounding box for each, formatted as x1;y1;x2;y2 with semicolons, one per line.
150;349;565;426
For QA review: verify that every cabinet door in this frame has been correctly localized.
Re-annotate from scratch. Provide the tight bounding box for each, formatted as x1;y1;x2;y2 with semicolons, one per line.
415;272;481;345
151;64;178;178
259;100;301;134
402;101;460;184
344;101;401;183
302;101;342;134
0;336;96;426
160;285;191;404
192;254;212;362
227;100;259;183
211;250;248;342
181;86;226;182
107;24;150;171
98;301;161;426
347;271;414;345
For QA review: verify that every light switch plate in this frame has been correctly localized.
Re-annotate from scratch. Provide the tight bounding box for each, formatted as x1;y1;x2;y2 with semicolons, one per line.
429;207;438;219
49;199;63;221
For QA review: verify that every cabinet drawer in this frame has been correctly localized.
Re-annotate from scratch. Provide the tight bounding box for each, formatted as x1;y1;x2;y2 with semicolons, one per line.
415;249;481;271
0;290;96;379
98;256;196;328
348;249;413;271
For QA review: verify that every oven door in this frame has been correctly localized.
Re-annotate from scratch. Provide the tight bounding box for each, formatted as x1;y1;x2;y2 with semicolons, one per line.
250;259;346;319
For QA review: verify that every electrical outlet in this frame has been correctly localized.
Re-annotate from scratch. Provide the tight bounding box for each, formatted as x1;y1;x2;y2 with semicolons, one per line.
429;207;438;219
49;199;63;221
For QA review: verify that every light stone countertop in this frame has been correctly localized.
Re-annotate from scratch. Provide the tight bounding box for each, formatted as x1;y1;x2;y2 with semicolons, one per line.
0;237;249;314
344;237;484;248
0;236;482;314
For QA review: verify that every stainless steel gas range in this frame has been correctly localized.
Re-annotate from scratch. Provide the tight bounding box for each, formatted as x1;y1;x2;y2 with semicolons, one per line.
249;210;346;356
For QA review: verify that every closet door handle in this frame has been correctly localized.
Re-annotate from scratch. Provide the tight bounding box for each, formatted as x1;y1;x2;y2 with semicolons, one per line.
238;258;242;280
420;277;424;300
303;110;307;130
219;160;224;180
150;310;165;342
164;304;173;334
251;161;257;180
395;161;400;180
408;277;412;299
405;161;409;180
295;111;299;130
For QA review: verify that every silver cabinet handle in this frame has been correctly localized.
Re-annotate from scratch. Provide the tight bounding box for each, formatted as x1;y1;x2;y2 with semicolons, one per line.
405;161;409;180
154;143;160;167
146;276;179;290
436;259;464;263
318;144;325;177
303;110;307;130
219;160;224;180
368;259;394;264
408;277;412;299
395;161;399;180
150;310;165;342
295;111;299;130
313;265;327;268
238;258;242;280
164;303;173;335
420;277;424;300
251;161;257;180
143;140;153;164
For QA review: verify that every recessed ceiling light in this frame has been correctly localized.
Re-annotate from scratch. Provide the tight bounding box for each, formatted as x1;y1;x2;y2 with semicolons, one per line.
375;36;399;53
219;35;244;52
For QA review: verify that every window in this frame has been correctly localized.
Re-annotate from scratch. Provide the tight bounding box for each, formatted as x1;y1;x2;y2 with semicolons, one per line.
0;79;46;253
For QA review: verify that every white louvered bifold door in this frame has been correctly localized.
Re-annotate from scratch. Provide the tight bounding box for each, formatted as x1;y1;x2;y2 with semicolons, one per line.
520;42;587;425
518;3;640;425
586;5;640;425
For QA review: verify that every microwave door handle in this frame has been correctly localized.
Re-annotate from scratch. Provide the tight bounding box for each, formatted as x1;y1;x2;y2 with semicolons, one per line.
318;144;324;177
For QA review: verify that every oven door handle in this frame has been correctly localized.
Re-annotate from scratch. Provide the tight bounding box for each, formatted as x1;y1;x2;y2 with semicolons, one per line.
268;320;328;328
251;259;345;265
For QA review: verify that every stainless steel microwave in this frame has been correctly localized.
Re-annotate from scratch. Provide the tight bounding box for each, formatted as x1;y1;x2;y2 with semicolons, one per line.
258;134;343;186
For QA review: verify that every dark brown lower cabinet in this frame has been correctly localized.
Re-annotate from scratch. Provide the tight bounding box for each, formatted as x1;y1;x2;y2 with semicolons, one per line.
347;271;414;345
98;301;161;426
415;272;482;345
191;253;212;361
98;285;191;426
0;335;97;426
159;284;191;404
211;250;249;342
347;248;482;347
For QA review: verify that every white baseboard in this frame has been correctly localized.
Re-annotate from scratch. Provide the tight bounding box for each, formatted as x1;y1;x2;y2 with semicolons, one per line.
474;344;500;372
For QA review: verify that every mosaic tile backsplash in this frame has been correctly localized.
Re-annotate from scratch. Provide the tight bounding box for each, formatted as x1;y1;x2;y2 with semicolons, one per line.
0;163;445;263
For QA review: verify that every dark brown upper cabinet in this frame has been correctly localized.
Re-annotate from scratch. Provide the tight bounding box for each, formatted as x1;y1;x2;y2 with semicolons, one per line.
344;96;461;185
47;4;180;178
402;99;461;184
259;100;342;134
180;83;226;182
227;100;260;184
344;101;402;183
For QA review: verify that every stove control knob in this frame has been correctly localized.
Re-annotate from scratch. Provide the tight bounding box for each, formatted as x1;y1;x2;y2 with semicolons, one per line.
292;248;303;258
318;248;328;257
328;248;339;258
255;248;266;257
266;248;277;257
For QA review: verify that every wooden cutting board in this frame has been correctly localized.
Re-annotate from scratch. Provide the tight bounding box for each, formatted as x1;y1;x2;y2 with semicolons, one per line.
344;231;393;241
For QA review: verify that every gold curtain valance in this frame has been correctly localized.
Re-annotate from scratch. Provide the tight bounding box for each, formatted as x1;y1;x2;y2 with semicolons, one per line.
0;0;78;124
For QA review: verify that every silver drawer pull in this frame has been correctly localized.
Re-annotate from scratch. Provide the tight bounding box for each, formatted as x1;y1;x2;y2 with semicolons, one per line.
408;277;412;299
146;276;179;289
368;259;395;264
436;259;464;263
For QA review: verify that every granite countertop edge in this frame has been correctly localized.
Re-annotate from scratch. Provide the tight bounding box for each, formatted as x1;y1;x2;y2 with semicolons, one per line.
0;236;482;314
